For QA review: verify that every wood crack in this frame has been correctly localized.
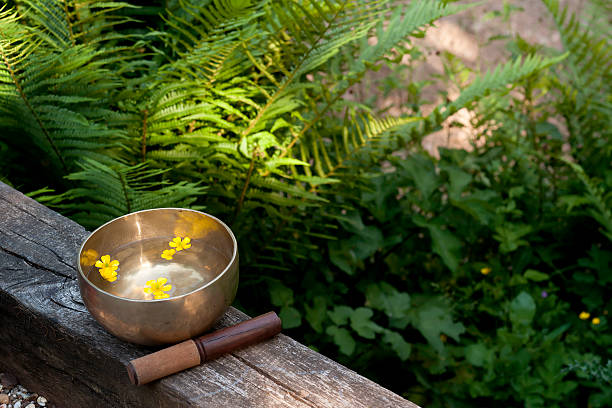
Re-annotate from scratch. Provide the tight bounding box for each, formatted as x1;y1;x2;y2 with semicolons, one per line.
3;227;77;272
0;194;81;234
49;296;86;314
0;246;75;281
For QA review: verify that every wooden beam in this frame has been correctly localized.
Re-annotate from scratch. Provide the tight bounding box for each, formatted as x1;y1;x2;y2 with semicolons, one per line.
0;182;418;408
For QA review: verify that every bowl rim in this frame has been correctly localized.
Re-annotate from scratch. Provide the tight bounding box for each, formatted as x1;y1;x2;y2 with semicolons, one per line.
76;208;238;303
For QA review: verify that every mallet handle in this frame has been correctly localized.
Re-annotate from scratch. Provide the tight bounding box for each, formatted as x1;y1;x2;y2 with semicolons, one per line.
127;312;282;385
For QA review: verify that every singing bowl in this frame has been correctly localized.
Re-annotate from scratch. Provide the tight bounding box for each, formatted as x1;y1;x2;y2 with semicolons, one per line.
77;208;239;346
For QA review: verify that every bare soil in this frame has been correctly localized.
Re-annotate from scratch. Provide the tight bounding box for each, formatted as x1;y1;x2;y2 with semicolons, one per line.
374;0;584;156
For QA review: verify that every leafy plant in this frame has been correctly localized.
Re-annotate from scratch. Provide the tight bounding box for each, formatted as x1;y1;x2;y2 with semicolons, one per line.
1;1;610;407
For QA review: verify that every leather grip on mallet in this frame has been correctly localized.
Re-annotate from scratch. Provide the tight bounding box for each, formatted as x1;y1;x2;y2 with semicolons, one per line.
127;311;282;385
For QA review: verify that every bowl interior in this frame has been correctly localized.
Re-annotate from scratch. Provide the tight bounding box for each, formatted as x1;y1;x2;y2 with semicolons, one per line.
79;209;236;301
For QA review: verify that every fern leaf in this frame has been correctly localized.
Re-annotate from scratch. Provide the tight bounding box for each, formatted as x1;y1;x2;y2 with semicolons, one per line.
49;158;207;228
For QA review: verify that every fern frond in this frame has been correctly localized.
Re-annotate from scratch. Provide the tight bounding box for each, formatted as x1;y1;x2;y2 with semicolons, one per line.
0;4;130;176
562;158;612;241
302;113;421;180
51;158;207;228
541;0;611;163
448;54;567;114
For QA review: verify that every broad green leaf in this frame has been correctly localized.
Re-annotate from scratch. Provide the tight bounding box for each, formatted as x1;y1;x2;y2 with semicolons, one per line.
524;269;550;282
328;240;356;275
305;296;327;333
268;281;293;307
400;153;440;199
351;226;384;260
328;305;353;326
465;343;493;367
350;307;384;339
543;323;571;344
428;225;462;273
444;166;472;200
509;291;536;327
411;297;465;354
451;190;499;226
365;282;411;319
382;330;411;361
279;306;301;329
326;326;356;355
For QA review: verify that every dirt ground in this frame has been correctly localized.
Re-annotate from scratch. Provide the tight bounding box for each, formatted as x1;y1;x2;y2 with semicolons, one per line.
375;0;585;156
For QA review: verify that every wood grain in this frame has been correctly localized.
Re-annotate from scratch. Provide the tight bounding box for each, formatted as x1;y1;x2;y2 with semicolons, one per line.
0;182;418;408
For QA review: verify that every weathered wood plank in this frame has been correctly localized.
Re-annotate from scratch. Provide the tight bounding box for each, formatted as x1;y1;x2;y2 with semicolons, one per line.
0;182;417;408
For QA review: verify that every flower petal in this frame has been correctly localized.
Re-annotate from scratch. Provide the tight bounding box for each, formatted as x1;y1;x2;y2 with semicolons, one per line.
95;260;103;268
143;288;153;294
154;293;169;299
184;237;191;244
161;284;172;291
157;277;168;285
110;260;119;267
100;268;114;277
183;243;191;249
169;242;178;248
101;255;110;263
145;279;156;287
106;275;117;282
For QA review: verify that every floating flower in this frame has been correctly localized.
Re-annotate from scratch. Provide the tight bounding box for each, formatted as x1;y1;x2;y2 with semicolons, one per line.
144;277;173;299
592;317;600;325
161;249;176;260
480;267;491;275
579;311;590;320
95;255;119;282
100;268;118;283
169;236;191;251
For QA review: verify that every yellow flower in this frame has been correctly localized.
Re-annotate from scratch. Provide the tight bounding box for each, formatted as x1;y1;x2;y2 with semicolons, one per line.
100;268;118;283
144;277;173;299
161;249;176;260
169;236;191;251
480;267;491;275
579;311;590;320
592;317;601;325
95;255;119;282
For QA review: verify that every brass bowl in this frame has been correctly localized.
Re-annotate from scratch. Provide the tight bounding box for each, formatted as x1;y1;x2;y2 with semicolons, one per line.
77;208;238;346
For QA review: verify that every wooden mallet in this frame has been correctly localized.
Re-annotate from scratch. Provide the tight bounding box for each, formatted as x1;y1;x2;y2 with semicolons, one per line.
126;311;282;385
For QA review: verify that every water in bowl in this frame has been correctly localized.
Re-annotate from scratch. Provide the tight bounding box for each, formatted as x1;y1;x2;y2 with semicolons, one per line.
86;237;230;300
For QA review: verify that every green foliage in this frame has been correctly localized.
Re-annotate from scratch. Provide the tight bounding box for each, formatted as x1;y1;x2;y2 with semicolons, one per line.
1;1;610;407
49;158;206;228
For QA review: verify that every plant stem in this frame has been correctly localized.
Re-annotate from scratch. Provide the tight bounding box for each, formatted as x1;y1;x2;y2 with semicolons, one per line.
141;109;148;162
234;155;256;221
